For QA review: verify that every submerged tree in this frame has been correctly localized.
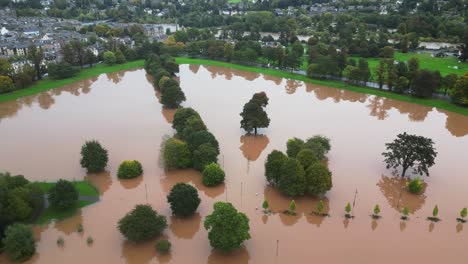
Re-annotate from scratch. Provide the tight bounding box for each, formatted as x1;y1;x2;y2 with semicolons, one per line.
382;133;437;177
204;202;250;252
240;92;270;135
118;205;167;242
2;223;36;262
80;140;108;173
167;183;201;217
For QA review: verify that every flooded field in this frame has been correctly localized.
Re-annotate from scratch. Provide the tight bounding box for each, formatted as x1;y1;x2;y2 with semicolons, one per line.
0;65;468;263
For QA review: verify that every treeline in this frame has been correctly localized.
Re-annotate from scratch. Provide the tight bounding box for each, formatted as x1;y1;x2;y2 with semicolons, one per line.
144;53;185;108
0;40;165;95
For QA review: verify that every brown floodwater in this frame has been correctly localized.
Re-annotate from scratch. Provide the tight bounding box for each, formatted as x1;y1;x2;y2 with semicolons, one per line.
0;65;468;263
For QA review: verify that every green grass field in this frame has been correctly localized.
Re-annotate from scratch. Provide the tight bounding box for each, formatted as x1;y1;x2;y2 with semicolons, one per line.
0;60;145;103
176;57;468;116
228;0;241;3
35;181;99;224
352;51;467;78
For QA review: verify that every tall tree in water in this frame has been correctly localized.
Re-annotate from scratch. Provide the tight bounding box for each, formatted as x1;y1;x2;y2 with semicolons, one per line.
382;132;437;177
240;92;270;135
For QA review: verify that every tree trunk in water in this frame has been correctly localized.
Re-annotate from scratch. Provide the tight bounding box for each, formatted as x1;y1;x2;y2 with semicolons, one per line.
402;167;407;177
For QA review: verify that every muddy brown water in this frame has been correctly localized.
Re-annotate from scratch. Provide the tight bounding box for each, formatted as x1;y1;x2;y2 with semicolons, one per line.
0;65;468;263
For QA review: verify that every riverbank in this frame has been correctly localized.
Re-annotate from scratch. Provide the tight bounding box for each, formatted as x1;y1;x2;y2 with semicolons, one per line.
0;57;466;116
175;57;468;116
34;181;99;224
0;60;145;103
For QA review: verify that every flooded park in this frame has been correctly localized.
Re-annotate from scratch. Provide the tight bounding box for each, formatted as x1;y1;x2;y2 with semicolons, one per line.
0;64;467;263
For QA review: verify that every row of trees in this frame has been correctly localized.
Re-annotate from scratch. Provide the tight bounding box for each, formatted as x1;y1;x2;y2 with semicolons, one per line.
145;53;185;108
265;136;333;197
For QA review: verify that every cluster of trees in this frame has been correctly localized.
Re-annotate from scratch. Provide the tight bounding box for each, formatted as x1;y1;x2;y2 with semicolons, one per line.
0;45;44;94
0;173;44;243
0;173;81;262
162;107;225;186
144;53;185;108
240;92;270;135
265;136;332;197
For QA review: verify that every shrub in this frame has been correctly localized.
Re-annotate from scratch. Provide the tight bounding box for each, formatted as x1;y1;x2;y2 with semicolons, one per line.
402;207;410;220
193;143;219;171
117;160;143;179
202;163;225;187
265;150;287;185
80;140;108;173
47;62;79;79
118;204;167;242
373;204;381;216
289;200;296;214
161;84;186;108
286;138;304;158
0;76;15;93
296;149;319;169
103;51;116;65
162;138;192;169
48;179;79;210
204;202;250;252
156;240;171;254
304;163;332;197
2;223;35;262
167;183;201;217
186;130;219;153
316;200;324;215
407;177;423;194
277;158;306;197
432;205;439;218
172;108;202;135
345;202;352;217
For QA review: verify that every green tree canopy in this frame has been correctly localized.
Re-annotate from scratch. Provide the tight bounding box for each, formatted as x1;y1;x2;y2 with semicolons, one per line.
118;204;167;242
117;160;143;179
202;163;225;187
161;85;186;109
193;143;219;171
204;202;250;252
172;107;202;135
167;183;201;217
277;158;306;196
186;130;219;153
48;179;79;210
240;92;270;135
286;137;305;158
265;150;287;185
382;132;437;177
162;138;192;169
2;223;35;262
450;72;468;105
304;163;333;197
80;140;108;173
